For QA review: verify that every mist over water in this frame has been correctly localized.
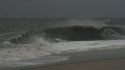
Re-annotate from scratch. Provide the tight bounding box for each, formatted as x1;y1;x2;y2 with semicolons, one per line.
42;18;109;29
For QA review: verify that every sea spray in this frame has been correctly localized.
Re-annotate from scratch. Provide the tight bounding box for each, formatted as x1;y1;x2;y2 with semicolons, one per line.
0;36;52;62
47;19;109;29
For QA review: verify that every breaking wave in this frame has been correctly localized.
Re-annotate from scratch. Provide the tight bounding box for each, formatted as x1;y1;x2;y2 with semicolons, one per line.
9;30;44;44
1;18;125;63
6;18;125;44
9;26;125;44
7;19;112;44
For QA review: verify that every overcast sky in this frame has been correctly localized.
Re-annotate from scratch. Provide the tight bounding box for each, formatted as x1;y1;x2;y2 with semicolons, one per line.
0;0;125;17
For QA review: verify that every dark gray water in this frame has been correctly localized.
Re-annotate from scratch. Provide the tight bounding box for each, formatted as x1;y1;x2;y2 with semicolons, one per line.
0;18;125;69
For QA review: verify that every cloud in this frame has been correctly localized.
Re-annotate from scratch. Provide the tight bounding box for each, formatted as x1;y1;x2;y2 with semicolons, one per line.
0;0;125;17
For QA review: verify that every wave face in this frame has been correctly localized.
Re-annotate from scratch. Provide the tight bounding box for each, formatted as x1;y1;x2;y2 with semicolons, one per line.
9;26;125;44
42;26;125;41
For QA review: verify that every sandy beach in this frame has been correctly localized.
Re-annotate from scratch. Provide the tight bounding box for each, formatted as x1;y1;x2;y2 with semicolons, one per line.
24;58;125;70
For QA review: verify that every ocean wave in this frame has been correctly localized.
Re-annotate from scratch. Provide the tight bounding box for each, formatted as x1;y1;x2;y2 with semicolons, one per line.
1;26;125;62
42;26;125;41
1;19;125;62
1;18;125;67
8;25;125;44
6;18;114;44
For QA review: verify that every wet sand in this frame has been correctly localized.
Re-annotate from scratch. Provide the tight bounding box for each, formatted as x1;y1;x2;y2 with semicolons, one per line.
24;58;125;70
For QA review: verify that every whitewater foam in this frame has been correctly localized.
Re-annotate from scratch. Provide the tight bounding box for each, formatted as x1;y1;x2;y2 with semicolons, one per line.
0;37;52;62
1;25;125;62
0;39;125;62
49;40;125;53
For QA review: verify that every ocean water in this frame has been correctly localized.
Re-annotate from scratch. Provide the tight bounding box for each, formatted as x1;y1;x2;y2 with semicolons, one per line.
0;18;125;69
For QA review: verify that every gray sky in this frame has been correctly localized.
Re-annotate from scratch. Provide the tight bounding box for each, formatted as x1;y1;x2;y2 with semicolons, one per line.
0;0;125;17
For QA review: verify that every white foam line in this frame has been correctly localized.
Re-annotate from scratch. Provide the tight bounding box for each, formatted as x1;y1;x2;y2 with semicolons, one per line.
50;40;125;53
0;40;125;62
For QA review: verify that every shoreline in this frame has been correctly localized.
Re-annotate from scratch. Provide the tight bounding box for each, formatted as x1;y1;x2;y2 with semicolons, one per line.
19;48;125;70
5;47;125;70
22;58;125;70
1;47;125;70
